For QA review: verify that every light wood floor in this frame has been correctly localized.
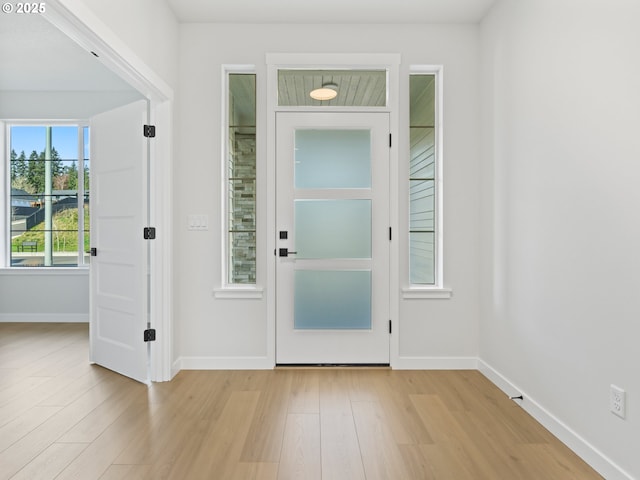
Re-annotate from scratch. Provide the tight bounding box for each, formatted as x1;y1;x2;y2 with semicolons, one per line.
0;323;602;480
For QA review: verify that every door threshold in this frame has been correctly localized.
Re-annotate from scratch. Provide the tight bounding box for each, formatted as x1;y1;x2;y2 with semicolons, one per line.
276;363;390;369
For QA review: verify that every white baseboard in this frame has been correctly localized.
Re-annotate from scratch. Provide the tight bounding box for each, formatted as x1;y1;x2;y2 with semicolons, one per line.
393;356;478;370
175;355;478;371
478;359;635;480
177;356;274;370
171;358;182;379
0;313;89;323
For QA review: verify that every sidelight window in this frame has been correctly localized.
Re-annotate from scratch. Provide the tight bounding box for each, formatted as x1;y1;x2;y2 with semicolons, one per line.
225;71;257;285
409;70;441;286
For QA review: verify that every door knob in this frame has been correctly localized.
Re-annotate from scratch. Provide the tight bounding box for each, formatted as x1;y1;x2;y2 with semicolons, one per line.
279;248;297;257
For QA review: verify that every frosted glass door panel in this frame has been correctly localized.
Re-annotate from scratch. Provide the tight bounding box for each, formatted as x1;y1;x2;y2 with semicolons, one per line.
295;200;371;259
294;270;371;330
295;130;371;189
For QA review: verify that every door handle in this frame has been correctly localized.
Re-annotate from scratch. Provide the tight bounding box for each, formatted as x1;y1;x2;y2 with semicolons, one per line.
279;248;297;257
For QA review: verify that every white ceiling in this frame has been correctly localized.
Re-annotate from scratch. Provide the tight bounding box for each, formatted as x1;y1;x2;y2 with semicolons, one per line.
0;0;496;110
0;13;136;92
167;0;497;24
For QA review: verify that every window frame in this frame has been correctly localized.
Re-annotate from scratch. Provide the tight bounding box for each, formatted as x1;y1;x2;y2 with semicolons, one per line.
403;65;451;299
3;120;90;270
215;65;263;299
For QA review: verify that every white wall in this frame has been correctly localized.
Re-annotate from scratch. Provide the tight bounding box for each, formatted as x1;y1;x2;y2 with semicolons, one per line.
0;109;94;322
480;0;640;478
0;91;143;119
70;0;179;90
0;270;89;322
175;23;481;367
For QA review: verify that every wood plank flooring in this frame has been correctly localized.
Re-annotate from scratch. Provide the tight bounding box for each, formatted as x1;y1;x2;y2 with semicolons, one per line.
0;323;603;479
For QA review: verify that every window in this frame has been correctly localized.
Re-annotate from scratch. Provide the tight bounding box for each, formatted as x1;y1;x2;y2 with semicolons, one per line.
226;72;256;284
277;69;387;107
8;124;89;267
409;70;441;286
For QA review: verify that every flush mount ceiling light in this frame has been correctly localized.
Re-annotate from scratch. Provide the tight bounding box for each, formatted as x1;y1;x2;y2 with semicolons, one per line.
310;82;338;101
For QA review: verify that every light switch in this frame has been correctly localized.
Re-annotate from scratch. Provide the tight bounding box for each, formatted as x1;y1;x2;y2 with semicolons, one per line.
188;214;209;231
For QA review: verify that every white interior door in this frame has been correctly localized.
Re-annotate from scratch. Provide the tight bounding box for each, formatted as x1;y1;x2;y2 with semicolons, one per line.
276;112;390;364
90;100;149;383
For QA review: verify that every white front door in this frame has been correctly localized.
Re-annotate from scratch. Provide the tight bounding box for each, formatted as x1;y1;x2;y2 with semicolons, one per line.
89;100;149;383
276;112;390;364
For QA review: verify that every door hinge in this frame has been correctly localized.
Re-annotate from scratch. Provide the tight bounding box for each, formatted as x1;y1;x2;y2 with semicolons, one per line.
389;227;392;241
389;320;392;334
143;125;156;138
389;133;392;148
144;328;156;342
143;227;156;240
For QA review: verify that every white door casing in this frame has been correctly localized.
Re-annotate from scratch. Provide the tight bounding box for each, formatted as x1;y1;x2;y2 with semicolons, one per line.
90;100;149;383
275;112;390;364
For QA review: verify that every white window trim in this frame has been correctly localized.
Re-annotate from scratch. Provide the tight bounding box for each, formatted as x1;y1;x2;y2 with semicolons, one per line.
213;285;264;299
216;65;262;299
0;267;89;276
402;286;452;299
2;120;89;270
0;120;6;263
404;65;450;299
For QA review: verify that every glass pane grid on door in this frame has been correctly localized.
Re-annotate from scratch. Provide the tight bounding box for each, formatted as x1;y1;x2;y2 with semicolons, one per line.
276;111;390;364
292;127;373;331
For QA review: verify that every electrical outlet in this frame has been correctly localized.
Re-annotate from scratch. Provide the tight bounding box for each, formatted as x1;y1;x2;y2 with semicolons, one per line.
610;385;626;419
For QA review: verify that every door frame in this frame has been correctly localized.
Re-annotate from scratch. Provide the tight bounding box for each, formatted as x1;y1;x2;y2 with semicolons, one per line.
266;53;401;368
44;1;175;381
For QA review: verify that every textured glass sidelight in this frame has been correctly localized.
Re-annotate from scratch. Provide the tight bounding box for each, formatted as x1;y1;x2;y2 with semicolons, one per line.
410;232;435;284
294;270;372;330
295;199;371;259
409;74;437;285
295;130;371;189
228;73;256;284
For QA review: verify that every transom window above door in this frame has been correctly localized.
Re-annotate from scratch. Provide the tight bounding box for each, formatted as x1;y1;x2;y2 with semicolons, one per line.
277;69;387;107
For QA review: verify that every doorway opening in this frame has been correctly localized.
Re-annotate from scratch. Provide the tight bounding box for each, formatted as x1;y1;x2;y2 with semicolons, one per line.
1;5;173;382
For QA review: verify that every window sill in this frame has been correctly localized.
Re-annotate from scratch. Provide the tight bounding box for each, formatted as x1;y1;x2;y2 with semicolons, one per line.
0;267;89;276
402;286;452;299
213;286;264;299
